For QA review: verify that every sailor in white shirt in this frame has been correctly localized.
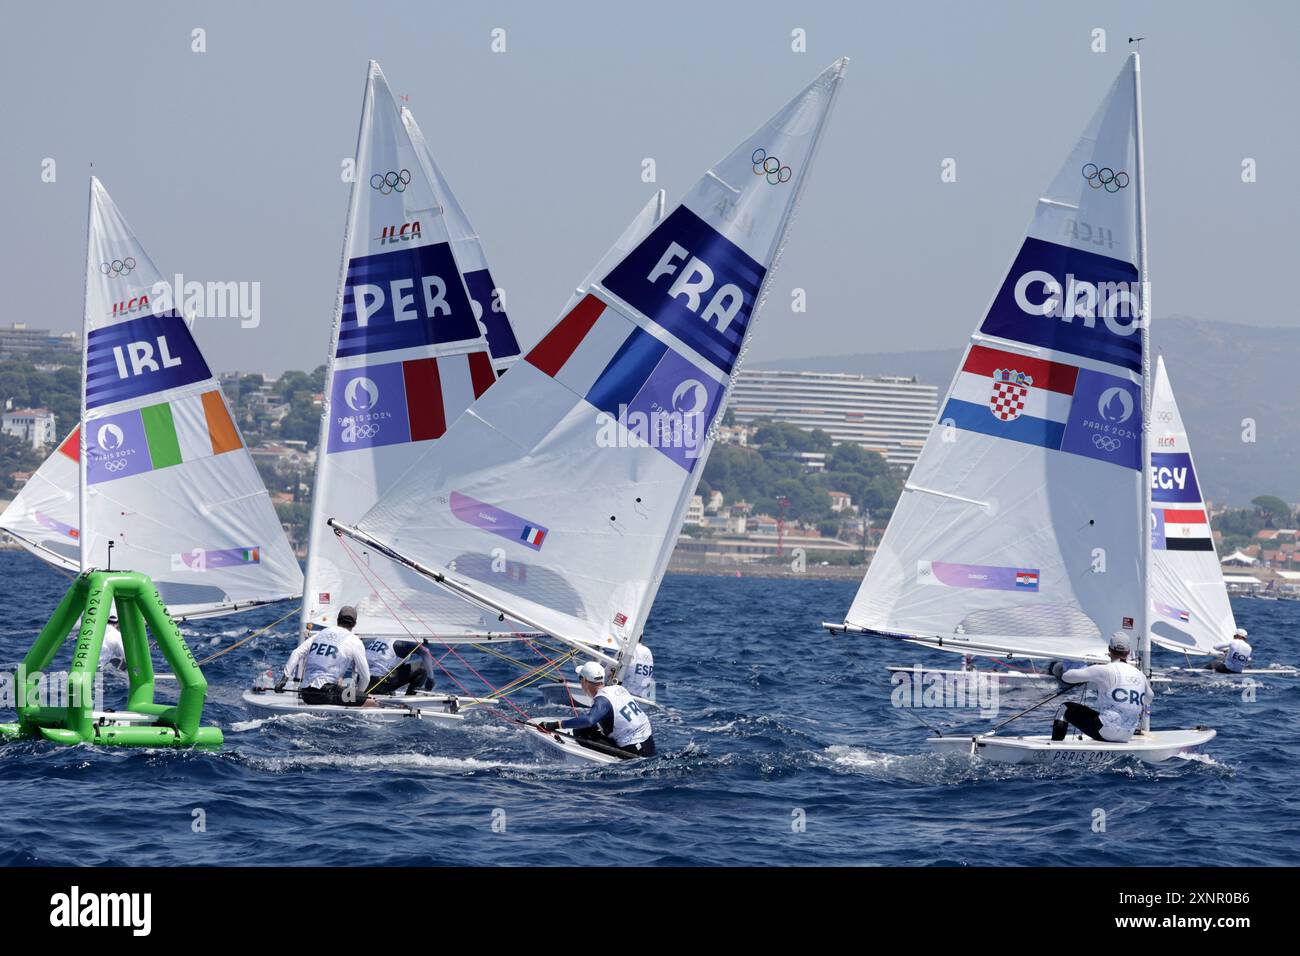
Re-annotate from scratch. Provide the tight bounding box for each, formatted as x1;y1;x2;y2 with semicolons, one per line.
1049;632;1153;743
278;606;375;707
1209;628;1252;674
101;621;127;673
540;661;655;757
620;643;655;702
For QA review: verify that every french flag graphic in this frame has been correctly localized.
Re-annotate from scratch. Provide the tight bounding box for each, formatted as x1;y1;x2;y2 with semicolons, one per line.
520;525;546;549
525;294;724;472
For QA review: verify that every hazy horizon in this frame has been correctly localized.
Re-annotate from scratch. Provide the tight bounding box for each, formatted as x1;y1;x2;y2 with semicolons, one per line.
2;1;1297;376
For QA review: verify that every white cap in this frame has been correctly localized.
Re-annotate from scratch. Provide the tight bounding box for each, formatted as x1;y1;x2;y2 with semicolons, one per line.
1108;632;1132;654
574;661;606;684
1234;628;1248;639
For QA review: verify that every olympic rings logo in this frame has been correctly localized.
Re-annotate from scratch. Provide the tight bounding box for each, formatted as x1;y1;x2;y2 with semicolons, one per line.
1082;163;1129;192
1092;434;1122;452
752;148;792;185
100;257;137;277
370;169;411;195
104;459;128;473
1157;411;1174;423
344;422;380;441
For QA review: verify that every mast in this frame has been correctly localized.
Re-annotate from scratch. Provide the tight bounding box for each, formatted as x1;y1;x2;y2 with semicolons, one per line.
1133;50;1153;734
300;61;373;640
77;177;94;573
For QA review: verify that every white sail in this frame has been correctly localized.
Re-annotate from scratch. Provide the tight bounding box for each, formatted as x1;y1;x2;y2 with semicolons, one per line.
1148;355;1235;655
844;57;1147;663
79;178;303;617
301;62;520;640
402;107;524;376
0;427;81;571
342;60;848;656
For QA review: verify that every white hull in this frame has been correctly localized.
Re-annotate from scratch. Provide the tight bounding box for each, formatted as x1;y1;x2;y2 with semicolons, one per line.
887;665;1172;686
523;722;634;766
927;727;1215;765
1161;665;1298;679
240;687;494;724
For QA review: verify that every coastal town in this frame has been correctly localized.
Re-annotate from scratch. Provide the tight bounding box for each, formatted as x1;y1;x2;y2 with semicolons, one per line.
3;325;1298;592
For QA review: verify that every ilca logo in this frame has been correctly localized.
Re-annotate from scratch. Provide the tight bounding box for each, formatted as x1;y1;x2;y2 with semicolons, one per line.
1082;163;1129;193
988;368;1033;422
752;148;792;185
100;256;137;278
370;169;411;195
376;220;422;246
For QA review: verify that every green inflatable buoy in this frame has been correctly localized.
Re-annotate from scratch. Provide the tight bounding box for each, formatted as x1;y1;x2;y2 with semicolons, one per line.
0;570;222;749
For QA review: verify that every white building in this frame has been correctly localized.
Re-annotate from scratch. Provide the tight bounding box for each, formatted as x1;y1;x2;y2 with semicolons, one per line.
728;370;938;469
684;494;705;527
2;408;57;449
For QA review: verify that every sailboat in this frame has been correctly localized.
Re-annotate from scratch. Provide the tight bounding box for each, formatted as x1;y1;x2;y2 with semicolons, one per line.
0;428;82;573
1149;356;1296;677
329;58;849;762
69;178;304;619
245;62;538;721
825;53;1214;764
881;353;1294;686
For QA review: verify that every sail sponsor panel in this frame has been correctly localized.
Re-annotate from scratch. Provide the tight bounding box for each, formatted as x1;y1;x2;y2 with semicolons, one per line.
918;560;1040;592
601;205;766;375
450;491;548;551
171;546;261;572
85;312;212;409
941;344;1141;470
979;237;1141;373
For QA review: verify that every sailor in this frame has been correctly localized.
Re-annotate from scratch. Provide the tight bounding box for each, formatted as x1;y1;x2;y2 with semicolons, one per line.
540;660;655;757
620;642;655;701
100;620;127;673
1048;632;1152;743
277;606;374;707
363;636;437;696
1209;628;1252;674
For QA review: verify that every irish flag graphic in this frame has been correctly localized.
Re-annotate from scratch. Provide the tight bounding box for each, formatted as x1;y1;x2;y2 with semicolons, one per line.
87;390;243;484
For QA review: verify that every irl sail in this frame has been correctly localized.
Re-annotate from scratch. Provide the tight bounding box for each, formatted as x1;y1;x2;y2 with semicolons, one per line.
0;428;81;571
844;56;1147;662
403;107;523;376
346;60;848;655
301;62;517;639
79;178;303;617
1149;356;1235;654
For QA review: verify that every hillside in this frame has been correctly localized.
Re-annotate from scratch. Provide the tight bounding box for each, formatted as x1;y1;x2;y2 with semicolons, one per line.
752;317;1300;506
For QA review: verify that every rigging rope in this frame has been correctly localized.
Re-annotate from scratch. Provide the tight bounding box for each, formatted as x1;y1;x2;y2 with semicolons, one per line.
196;605;301;666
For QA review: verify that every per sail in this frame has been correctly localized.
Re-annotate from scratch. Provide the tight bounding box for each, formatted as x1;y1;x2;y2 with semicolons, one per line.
1148;356;1236;655
844;56;1147;662
301;62;522;640
349;59;848;655
0;428;81;571
79;178;303;617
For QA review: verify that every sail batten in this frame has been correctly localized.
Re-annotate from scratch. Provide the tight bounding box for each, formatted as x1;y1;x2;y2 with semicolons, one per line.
342;60;848;661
